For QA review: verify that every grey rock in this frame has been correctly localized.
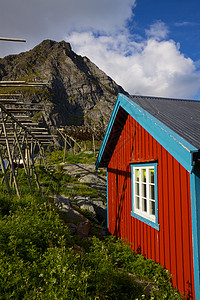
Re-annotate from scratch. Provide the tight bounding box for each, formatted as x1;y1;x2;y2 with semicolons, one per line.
94;206;107;223
78;174;104;184
77;220;90;238
75;196;107;223
91;199;107;209
53;194;73;209
77;200;96;217
90;199;107;223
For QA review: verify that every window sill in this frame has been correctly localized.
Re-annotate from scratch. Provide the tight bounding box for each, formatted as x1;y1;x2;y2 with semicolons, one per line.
131;211;159;231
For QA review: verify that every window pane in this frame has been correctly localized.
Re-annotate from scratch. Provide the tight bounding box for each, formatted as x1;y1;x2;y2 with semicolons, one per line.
149;185;155;200
149;169;154;183
150;201;155;215
135;183;139;196
141;169;146;182
135;169;139;181
142;198;147;212
135;196;140;209
142;183;146;198
132;165;157;224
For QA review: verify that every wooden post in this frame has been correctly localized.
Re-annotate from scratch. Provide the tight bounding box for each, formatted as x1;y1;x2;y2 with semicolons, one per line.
0;109;20;198
12;121;32;190
30;139;33;177
29;148;40;190
92;133;96;156
26;133;32;176
63;139;66;162
0;148;11;195
37;141;47;169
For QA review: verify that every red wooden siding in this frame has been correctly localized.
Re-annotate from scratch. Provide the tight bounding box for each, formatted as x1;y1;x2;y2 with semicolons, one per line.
107;113;195;298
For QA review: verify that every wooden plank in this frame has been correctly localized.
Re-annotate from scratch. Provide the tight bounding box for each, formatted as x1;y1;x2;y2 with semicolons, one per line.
0;109;20;198
0;81;26;84
157;143;164;266
162;149;171;271
12;122;32;190
167;154;178;288
6;108;39;112
0;94;22;96
173;161;184;292
0;37;26;42
0;148;11;195
180;168;194;297
28;145;40;190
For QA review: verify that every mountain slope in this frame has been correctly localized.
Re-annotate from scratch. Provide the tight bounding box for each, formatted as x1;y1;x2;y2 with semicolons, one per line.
0;39;128;136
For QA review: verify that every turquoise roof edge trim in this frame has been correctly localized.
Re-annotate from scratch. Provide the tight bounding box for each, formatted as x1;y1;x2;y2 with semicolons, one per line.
95;98;120;170
119;93;197;173
96;93;198;173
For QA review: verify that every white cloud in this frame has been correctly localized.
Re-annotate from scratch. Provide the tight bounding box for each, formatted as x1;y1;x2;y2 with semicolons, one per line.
174;21;194;27
1;0;200;99
145;21;169;41
66;31;200;99
0;0;135;57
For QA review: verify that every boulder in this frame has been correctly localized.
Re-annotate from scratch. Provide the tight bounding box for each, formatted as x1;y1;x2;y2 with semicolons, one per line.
91;200;107;223
54;194;91;238
76;197;96;217
77;220;90;238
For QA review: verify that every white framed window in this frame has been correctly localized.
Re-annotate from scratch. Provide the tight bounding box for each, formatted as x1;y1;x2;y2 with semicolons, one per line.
131;163;159;230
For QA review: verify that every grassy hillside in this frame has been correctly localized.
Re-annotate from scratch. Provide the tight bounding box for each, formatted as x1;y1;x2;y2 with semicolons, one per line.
0;152;182;299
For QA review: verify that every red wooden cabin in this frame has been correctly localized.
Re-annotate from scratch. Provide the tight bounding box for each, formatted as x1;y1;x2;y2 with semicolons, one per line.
96;94;200;299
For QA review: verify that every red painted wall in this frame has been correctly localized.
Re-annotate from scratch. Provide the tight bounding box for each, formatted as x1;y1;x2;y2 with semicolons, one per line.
107;113;195;298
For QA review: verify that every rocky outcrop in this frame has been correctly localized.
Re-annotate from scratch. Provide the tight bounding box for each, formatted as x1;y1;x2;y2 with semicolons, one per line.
0;39;128;139
53;194;107;238
53;194;91;238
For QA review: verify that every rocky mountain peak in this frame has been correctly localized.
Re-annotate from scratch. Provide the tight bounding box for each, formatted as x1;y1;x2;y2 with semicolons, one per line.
0;39;128;141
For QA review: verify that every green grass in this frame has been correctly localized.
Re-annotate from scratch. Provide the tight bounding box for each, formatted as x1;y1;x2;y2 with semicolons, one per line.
48;149;97;165
0;157;183;299
35;166;100;199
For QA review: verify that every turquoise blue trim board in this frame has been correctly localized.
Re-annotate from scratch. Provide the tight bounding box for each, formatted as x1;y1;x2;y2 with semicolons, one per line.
106;170;109;229
190;168;200;299
96;93;198;173
96;100;120;170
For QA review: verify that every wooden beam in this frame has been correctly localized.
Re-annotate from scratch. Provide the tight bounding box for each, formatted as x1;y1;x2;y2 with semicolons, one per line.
6;108;40;112
0;94;22;96
0;82;47;87
0;81;26;84
0;148;11;195
0;99;19;101
12;122;32;190
0;109;20;198
0;37;26;42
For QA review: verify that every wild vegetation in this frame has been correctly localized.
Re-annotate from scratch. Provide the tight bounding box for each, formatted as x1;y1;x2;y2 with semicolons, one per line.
0;150;182;299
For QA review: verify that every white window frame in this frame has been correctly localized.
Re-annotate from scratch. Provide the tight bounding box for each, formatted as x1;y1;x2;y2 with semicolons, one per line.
131;163;159;230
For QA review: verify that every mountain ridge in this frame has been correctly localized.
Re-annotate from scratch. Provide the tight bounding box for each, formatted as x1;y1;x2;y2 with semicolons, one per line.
0;39;128;140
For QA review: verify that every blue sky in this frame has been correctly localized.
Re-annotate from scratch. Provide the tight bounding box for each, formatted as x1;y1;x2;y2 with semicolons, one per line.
0;0;200;99
132;0;200;63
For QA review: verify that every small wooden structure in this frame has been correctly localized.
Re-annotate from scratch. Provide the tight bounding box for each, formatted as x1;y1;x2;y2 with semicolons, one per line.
96;93;200;299
58;125;106;161
0;87;53;197
0;36;53;197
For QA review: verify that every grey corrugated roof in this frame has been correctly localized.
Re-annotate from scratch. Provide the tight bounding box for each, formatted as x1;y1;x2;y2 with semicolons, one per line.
129;95;200;150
